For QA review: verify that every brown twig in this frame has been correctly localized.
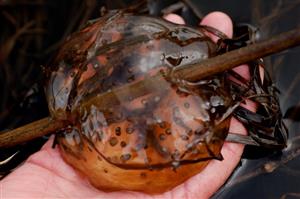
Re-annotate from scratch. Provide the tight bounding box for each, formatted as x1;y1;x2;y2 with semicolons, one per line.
0;117;67;148
1;27;300;148
173;26;300;81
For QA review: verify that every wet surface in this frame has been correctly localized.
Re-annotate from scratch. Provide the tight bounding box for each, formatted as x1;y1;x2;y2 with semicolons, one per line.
45;5;287;192
48;13;236;175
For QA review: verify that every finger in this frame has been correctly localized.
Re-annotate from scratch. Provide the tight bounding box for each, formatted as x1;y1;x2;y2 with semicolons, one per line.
164;13;185;24
41;135;55;150
200;11;233;41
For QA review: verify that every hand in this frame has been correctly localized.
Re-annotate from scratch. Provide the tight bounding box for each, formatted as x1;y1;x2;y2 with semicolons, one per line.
1;12;254;199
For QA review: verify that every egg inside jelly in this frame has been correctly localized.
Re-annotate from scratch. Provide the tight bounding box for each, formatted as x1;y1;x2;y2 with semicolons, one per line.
46;12;237;193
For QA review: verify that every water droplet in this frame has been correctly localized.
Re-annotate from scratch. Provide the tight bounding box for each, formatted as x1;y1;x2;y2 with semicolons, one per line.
109;137;118;146
64;128;81;146
185;143;194;150
161;147;168;154
159;134;166;141
141;99;148;106
172;161;180;169
126;127;134;134
210;96;224;107
232;94;236;100
97;130;104;141
160;53;165;61
120;153;131;161
165;128;172;135
154;96;160;102
210;107;216;113
93;63;99;69
202;101;211;109
184;102;190;109
171;150;180;160
181;135;189;141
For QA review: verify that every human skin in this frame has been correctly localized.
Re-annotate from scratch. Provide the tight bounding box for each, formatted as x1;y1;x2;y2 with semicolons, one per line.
1;12;255;199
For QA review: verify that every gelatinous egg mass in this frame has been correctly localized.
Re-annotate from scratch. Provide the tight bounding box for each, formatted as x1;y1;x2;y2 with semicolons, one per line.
46;12;237;193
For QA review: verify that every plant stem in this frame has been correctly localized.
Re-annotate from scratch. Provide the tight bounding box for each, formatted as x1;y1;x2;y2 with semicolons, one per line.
1;27;300;148
174;26;300;81
0;117;67;148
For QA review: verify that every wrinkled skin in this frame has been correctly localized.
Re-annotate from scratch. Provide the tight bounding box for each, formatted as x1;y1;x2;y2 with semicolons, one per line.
1;12;257;198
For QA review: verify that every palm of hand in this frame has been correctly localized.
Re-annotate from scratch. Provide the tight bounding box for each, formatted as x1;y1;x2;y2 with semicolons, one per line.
2;12;252;199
